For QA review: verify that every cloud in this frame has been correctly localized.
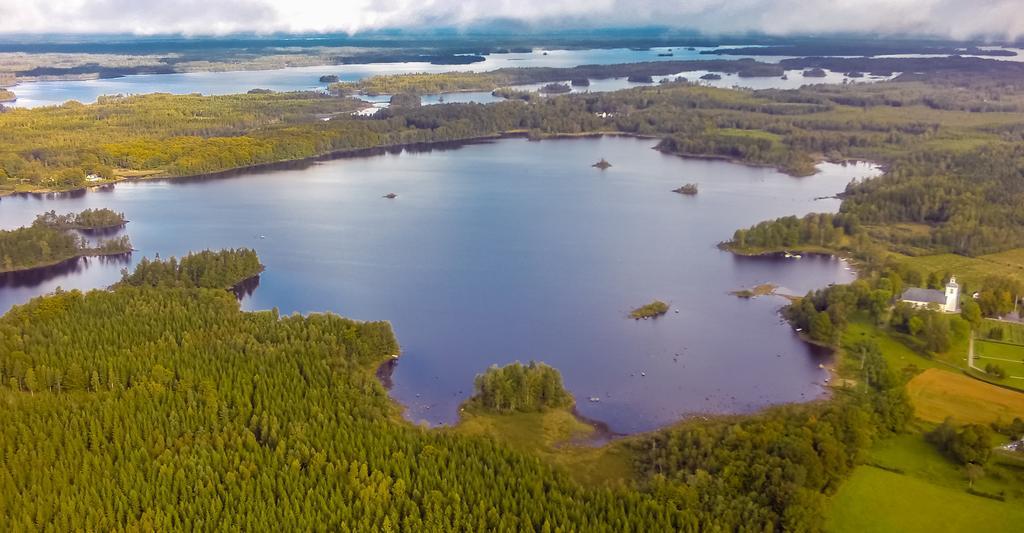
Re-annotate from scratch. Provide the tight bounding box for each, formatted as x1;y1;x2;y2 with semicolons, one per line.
1;0;1022;40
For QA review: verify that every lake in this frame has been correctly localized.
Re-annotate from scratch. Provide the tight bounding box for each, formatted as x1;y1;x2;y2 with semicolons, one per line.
0;136;878;433
7;46;877;108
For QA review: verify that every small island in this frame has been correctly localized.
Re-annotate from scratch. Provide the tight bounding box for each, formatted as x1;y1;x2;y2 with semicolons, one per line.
319;74;340;83
802;68;828;78
673;183;699;195
465;361;573;414
700;73;723;80
246;88;274;94
592;158;612;170
570;78;590;87
629;300;670;320
627;74;654;83
539;82;572;94
383;192;398;199
731;283;778;299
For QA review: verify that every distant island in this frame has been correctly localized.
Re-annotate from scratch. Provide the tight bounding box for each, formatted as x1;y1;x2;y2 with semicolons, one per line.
593;158;612;170
802;68;828;78
700;73;723;80
34;208;127;230
570;78;590;87
673;183;699;195
630;300;670;319
627;74;654;83
319;75;340;83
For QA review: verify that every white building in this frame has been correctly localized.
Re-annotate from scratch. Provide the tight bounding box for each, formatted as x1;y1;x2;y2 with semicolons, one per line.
899;276;960;313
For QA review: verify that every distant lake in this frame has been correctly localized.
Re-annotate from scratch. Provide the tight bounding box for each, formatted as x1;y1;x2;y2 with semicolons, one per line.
0;136;878;433
7;46;884;108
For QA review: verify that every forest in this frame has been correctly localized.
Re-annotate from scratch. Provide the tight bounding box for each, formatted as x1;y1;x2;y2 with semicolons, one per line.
0;209;132;273
117;249;263;289
0;250;924;531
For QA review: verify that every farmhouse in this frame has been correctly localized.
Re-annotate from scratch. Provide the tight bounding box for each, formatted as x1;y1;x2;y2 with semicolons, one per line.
899;276;960;313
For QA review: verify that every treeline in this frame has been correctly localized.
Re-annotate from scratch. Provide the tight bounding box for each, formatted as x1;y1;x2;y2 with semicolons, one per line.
466;361;573;414
117;249;263;289
34;208;126;229
0;210;132;273
633;338;911;531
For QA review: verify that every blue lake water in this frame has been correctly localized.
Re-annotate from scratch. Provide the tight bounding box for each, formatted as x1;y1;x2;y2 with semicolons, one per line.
0;136;878;433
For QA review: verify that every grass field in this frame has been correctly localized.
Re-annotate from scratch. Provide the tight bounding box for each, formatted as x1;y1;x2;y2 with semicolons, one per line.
827;466;1024;533
974;339;1024;379
452;408;636;487
906;368;1024;424
982;319;1024;344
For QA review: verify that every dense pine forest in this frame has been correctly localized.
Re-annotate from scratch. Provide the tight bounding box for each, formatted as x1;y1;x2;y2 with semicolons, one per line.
0;209;132;272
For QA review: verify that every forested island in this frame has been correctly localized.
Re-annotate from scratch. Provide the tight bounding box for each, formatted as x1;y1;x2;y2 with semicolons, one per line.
0;209;132;273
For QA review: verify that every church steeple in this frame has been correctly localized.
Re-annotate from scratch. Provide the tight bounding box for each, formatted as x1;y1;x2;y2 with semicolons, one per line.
945;276;959;312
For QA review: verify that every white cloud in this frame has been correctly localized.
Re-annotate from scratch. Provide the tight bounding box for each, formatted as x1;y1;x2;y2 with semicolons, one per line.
0;0;1021;40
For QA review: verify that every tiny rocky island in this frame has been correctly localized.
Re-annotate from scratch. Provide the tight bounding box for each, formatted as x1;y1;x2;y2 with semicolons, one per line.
673;183;699;195
592;158;612;170
629;300;670;319
383;192;398;199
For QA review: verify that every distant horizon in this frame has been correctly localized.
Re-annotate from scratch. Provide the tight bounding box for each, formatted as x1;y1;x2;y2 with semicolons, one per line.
2;1;1023;41
0;27;1018;46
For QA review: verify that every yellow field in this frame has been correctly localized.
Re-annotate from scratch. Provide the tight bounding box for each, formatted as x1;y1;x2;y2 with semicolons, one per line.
906;368;1024;424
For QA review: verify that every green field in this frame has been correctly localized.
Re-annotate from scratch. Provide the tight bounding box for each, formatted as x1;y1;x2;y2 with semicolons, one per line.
975;339;1024;380
890;249;1024;288
828;466;1024;532
827;432;1024;533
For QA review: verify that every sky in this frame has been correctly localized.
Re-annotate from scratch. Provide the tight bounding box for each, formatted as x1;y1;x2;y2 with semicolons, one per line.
1;0;1022;40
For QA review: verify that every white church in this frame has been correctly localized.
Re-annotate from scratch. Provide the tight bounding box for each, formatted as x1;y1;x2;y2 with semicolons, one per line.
899;276;960;313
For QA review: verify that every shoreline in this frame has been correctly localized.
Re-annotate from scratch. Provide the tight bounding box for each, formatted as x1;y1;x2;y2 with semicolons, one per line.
0;249;132;277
